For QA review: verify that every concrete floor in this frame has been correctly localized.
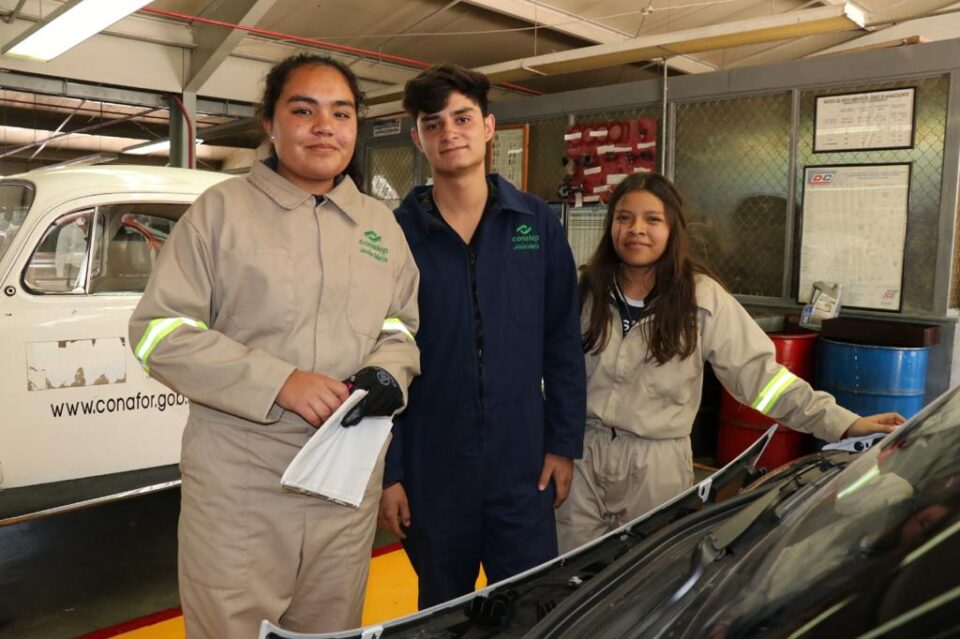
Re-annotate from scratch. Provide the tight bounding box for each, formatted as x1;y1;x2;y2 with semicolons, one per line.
0;485;401;639
0;488;180;638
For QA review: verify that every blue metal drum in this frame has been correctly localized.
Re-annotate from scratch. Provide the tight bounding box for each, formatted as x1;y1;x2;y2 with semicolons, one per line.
816;338;929;418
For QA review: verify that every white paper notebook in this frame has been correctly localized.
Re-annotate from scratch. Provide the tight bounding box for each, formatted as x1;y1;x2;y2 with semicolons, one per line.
281;389;393;508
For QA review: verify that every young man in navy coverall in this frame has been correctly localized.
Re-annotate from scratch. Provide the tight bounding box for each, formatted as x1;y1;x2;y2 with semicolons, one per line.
379;65;586;609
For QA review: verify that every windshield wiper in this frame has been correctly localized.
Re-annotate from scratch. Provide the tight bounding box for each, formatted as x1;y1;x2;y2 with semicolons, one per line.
623;487;780;639
626;461;844;639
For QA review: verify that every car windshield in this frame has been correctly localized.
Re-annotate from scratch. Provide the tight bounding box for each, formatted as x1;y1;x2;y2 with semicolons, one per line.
700;387;960;635
0;182;35;262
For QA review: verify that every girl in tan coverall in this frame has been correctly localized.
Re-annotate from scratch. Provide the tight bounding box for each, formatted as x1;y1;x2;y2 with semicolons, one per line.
129;55;420;637
555;173;904;553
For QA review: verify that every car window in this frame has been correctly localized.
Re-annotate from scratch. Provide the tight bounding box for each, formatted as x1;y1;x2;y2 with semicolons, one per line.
22;202;188;295
23;209;95;294
88;203;187;294
0;182;36;262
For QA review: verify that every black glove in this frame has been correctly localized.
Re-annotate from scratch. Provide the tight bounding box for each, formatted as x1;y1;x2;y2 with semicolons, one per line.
341;366;403;427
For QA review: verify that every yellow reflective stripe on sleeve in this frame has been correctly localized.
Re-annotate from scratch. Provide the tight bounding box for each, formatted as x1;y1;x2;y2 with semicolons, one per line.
135;317;208;372
751;367;798;414
382;317;415;341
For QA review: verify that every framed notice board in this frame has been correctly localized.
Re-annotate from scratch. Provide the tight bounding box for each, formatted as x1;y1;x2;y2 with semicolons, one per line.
487;124;529;190
798;163;910;311
814;87;916;152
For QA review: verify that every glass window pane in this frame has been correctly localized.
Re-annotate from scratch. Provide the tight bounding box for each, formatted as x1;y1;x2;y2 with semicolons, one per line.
23;209;94;294
89;203;188;294
0;182;35;262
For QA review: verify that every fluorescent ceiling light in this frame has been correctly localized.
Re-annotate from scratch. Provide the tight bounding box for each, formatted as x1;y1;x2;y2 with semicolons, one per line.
122;139;203;156
2;0;153;62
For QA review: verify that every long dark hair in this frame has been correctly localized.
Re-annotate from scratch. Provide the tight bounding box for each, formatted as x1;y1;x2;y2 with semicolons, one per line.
580;173;712;363
258;54;366;189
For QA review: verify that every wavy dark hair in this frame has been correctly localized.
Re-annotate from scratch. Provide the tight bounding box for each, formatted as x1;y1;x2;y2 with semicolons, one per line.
258;54;365;189
580;173;713;364
402;64;491;118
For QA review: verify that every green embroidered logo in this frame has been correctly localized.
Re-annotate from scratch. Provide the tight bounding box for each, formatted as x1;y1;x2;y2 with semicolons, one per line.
359;229;389;263
511;223;540;251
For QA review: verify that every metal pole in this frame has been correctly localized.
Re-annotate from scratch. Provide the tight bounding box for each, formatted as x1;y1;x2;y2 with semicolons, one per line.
661;58;668;171
168;92;196;169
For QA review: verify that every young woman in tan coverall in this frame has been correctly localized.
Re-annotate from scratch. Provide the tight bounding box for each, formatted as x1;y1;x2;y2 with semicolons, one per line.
555;173;904;553
129;55;420;638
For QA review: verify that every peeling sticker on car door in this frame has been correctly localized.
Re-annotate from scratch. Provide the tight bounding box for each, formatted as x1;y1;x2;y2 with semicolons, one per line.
26;338;127;390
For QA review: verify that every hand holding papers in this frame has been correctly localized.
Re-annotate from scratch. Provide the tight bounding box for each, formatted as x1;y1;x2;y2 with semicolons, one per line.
281;389;393;507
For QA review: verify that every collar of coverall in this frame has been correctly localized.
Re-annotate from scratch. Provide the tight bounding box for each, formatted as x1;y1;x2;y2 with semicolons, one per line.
248;157;360;223
403;173;534;239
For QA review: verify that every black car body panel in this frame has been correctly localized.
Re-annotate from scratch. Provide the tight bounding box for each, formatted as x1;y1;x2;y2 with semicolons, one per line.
261;386;960;638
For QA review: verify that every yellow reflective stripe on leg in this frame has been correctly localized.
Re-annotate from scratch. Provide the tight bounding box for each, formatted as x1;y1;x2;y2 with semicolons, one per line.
751;367;797;414
382;317;415;341
135;317;208;372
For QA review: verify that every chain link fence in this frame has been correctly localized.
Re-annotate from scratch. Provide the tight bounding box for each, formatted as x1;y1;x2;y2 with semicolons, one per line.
367;145;416;210
525;116;569;203
674;93;792;298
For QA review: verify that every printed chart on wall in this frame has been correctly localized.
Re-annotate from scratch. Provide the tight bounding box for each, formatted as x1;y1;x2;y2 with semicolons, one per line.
799;164;910;311
814;88;915;152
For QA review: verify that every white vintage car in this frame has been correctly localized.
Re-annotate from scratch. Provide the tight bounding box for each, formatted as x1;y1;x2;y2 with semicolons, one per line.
0;165;230;519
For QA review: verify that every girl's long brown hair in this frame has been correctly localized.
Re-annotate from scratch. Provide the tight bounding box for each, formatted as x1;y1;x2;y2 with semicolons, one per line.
580;173;712;364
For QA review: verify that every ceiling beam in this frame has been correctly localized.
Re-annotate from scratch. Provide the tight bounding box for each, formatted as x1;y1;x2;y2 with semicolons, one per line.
185;0;279;93
461;0;715;75
367;3;866;105
866;0;960;25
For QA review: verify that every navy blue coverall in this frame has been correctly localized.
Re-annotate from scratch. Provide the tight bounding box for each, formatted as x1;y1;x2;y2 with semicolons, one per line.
388;175;586;609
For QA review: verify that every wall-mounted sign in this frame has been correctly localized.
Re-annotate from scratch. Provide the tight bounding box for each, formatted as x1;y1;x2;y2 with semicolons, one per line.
814;87;915;152
372;118;402;138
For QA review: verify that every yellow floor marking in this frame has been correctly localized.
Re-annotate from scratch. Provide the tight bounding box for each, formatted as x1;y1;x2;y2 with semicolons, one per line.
362;547;487;624
114;617;184;639
362;547;420;624
114;548;487;638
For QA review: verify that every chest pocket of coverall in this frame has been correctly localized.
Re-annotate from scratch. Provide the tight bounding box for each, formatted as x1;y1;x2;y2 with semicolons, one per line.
346;253;393;340
217;249;295;337
505;247;544;329
639;318;703;407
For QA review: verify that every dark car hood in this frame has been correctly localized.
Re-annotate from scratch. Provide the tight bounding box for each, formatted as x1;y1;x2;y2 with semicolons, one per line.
542;386;960;639
259;425;780;639
262;385;960;639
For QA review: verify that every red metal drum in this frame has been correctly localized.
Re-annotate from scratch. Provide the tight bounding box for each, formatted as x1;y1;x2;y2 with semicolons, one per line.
716;330;818;469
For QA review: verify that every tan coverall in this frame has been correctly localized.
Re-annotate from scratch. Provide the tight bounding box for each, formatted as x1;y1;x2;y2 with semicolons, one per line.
556;275;858;552
129;161;420;638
